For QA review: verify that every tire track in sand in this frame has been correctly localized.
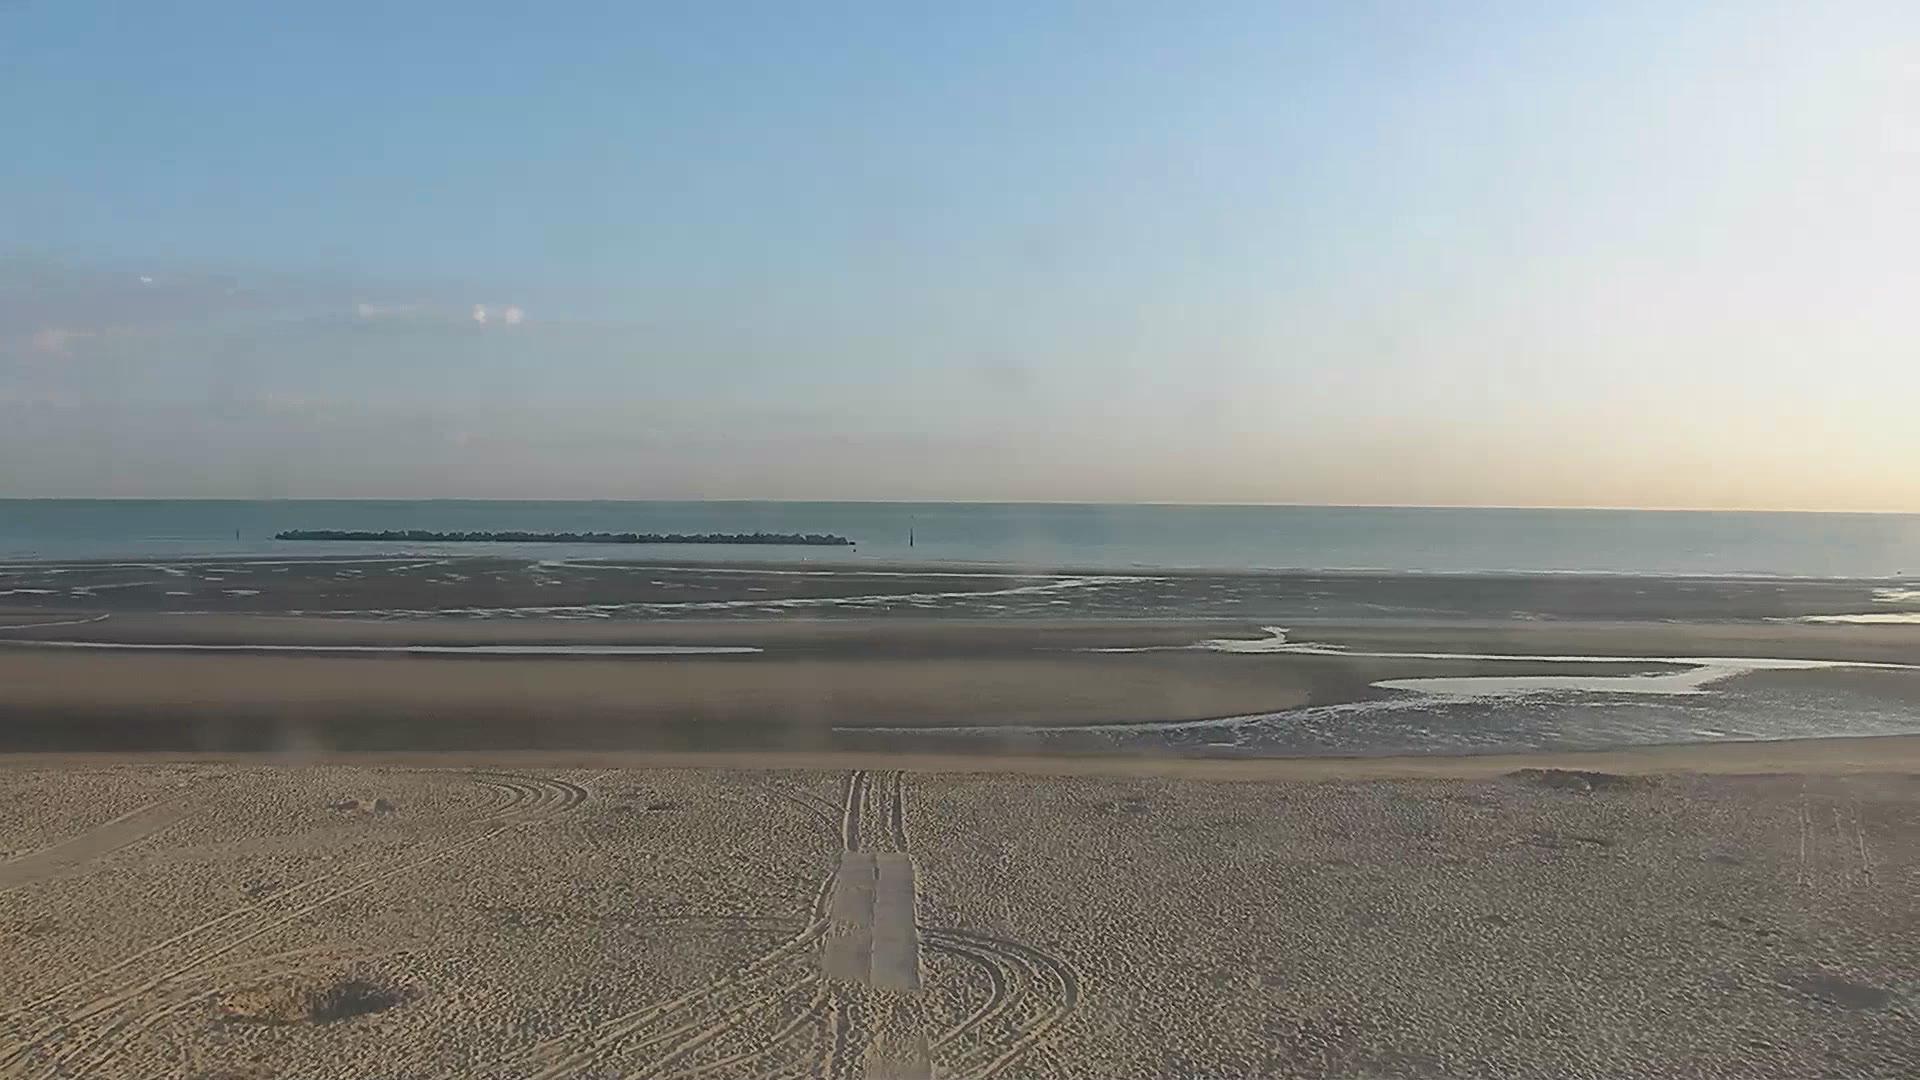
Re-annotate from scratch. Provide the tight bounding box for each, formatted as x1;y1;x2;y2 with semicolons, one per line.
480;768;1071;1080
842;770;869;853
627;976;824;1080
921;935;1011;1052
0;772;592;1080
507;774;870;1080
821;769;933;1080
14;772;583;1015
886;771;909;853
514;918;826;1079
764;783;840;835
0;798;188;892
919;927;1080;1080
35;945;387;1079
672;985;830;1080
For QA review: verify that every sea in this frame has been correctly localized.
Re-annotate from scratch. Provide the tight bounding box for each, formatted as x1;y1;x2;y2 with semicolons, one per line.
4;499;1920;576
4;499;1918;756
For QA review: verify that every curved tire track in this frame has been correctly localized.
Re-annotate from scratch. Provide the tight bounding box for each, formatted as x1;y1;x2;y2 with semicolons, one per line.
920;927;1081;1080
670;985;828;1080
922;935;1012;1052
509;773;870;1080
519;923;827;1080
34;946;376;1079
0;771;591;1079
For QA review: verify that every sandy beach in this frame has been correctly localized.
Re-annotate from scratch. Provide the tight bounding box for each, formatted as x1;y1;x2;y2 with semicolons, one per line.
2;745;1916;1078
4;559;1918;1076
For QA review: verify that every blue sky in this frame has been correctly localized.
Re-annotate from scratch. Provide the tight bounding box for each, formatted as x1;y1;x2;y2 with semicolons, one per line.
4;2;1917;508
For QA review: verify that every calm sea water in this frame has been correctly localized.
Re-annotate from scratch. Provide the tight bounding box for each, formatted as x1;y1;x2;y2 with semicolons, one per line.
2;500;1918;576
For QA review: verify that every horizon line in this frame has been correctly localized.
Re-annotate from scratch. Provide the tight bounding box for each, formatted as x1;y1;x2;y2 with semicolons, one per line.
2;495;1916;516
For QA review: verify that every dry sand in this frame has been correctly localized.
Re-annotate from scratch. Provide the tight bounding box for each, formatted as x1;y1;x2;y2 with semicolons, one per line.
2;745;1916;1078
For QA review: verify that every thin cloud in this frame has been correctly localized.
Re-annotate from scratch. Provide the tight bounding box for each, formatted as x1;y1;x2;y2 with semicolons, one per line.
469;303;526;327
27;327;91;355
0;257;303;344
353;301;421;319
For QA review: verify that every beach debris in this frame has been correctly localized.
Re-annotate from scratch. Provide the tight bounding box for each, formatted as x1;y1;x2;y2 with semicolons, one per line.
216;974;404;1024
1505;768;1639;793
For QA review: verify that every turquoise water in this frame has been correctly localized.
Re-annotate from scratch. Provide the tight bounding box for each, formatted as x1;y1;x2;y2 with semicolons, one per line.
3;499;1919;576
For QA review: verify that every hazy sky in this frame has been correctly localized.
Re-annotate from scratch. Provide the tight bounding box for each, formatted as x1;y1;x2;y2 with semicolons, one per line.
4;2;1917;509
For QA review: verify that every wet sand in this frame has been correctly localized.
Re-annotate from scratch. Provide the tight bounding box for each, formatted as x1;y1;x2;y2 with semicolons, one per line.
6;610;1920;663
3;611;1917;754
15;732;1915;781
14;615;1898;753
0;648;1324;751
2;753;1915;1078
3;555;1915;622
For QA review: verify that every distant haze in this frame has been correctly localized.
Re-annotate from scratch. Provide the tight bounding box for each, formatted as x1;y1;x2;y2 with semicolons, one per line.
3;3;1917;511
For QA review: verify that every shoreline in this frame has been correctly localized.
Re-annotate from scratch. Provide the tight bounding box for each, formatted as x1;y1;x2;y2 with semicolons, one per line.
6;732;1918;780
2;615;1916;755
6;610;1918;658
4;550;1918;582
5;558;1916;759
3;554;1914;627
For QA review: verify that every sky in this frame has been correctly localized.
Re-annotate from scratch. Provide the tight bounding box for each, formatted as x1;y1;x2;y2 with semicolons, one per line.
3;1;1917;510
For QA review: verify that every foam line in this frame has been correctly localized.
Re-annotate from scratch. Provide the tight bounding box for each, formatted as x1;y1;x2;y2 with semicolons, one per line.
0;640;760;655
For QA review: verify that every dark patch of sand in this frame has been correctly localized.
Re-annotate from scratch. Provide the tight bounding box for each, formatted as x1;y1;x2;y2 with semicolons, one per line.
2;614;1915;753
